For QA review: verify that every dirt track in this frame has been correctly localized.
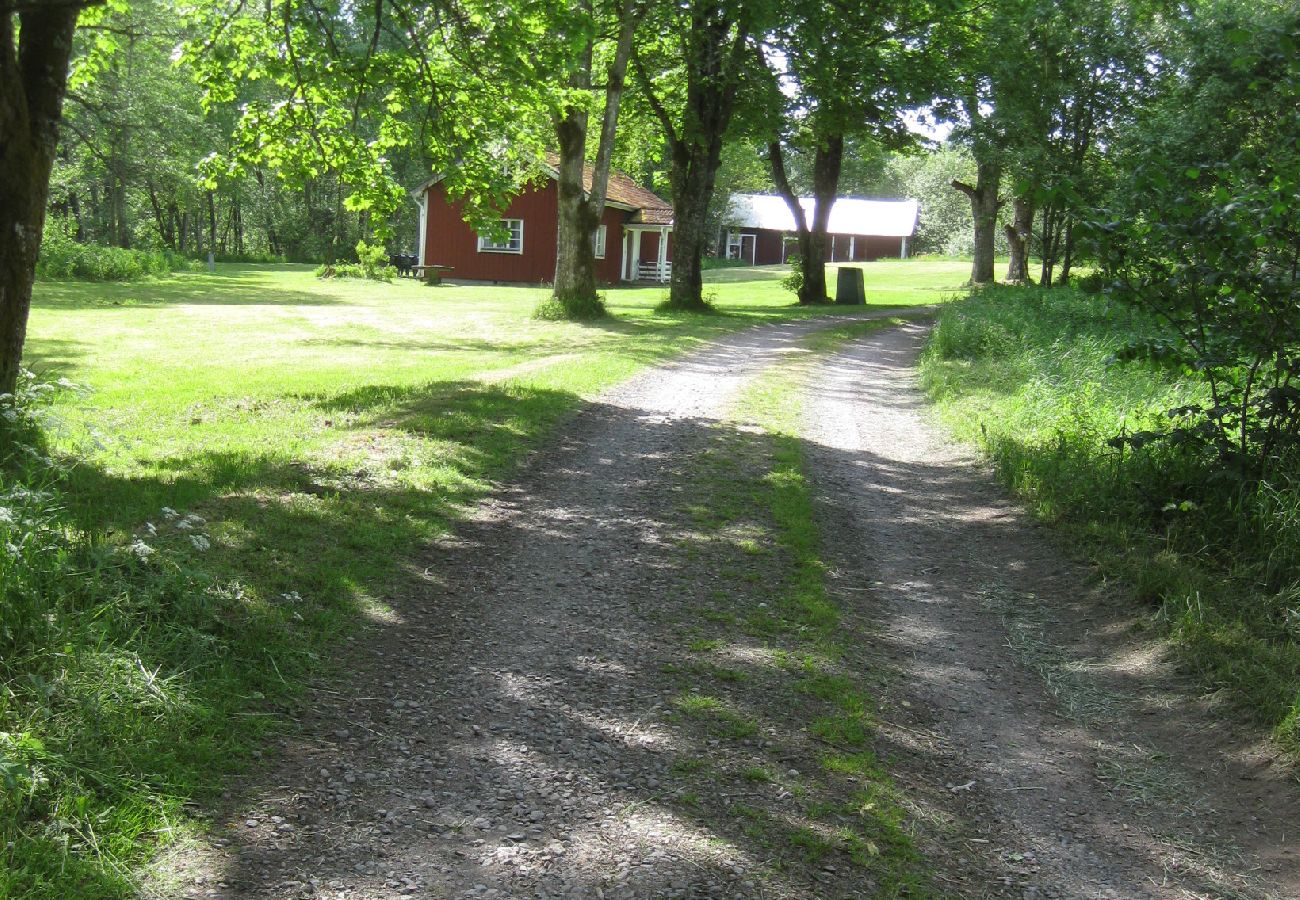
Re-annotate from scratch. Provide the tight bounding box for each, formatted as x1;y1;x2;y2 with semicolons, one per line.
157;316;1300;899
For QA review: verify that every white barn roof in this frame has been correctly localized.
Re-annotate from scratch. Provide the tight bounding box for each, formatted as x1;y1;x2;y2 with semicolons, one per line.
726;194;919;238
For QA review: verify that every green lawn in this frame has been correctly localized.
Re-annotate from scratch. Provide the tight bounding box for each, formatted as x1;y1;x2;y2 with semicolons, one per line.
2;259;964;897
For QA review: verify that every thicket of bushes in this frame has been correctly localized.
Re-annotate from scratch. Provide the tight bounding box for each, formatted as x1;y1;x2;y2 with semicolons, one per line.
35;229;196;282
921;285;1300;748
313;240;395;281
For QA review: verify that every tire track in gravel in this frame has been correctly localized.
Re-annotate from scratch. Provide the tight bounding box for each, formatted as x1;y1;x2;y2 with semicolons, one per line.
799;321;1300;899
155;309;916;900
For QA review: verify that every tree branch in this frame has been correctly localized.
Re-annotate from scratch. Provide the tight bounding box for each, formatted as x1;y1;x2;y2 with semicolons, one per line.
631;50;679;150
586;0;638;214
951;179;977;198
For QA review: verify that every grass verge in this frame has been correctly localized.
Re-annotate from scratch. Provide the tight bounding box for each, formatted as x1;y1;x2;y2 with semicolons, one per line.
919;284;1300;753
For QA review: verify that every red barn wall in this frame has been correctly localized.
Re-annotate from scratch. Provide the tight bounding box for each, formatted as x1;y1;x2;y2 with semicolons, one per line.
595;206;628;283
422;181;635;284
754;229;785;265
741;229;905;265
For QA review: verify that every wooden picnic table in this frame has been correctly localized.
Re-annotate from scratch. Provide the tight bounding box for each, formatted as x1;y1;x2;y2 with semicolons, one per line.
410;264;454;285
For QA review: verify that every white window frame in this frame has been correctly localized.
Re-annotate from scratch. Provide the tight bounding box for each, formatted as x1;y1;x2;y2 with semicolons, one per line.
593;224;607;259
477;218;524;254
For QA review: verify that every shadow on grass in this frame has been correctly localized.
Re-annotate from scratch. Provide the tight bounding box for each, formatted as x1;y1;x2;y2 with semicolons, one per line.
21;338;93;377
5;378;587;899
34;268;337;310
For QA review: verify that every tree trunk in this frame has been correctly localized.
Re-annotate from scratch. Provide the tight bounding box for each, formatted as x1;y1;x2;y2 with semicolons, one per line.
1003;194;1034;283
0;3;87;395
1056;217;1075;285
768;134;841;305
207;190;218;256
550;0;636;317
233;194;244;256
952;158;1001;285
635;4;748;310
1039;199;1059;284
805;135;842;303
552;110;601;312
666;161;712;309
147;181;170;248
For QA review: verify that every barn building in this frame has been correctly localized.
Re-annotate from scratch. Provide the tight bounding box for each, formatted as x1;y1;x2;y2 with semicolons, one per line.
412;164;674;284
719;194;920;265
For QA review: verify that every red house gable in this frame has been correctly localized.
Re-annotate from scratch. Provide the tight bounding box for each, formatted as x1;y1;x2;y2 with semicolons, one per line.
413;164;673;285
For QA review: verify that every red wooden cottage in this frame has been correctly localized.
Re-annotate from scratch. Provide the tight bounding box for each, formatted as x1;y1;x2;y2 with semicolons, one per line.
412;164;674;284
719;194;919;265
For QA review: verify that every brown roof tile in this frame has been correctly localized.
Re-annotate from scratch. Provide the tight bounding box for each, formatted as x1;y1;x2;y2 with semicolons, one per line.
544;153;673;223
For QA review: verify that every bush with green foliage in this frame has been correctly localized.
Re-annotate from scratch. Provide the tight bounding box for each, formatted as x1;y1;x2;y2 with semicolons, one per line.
1087;4;1299;483
35;226;190;282
314;240;395;281
780;253;804;297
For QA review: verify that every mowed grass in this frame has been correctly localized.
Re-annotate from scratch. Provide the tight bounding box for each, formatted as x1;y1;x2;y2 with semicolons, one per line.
1;260;964;897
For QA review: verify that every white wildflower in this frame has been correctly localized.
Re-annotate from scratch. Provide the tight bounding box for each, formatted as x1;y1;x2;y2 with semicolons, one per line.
0;507;13;525
128;539;156;560
189;534;211;551
181;514;206;528
143;522;157;536
161;507;179;520
280;591;304;604
175;519;194;531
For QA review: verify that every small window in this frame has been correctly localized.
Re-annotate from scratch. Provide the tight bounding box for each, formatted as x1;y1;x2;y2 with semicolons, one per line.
478;219;524;254
593;224;607;259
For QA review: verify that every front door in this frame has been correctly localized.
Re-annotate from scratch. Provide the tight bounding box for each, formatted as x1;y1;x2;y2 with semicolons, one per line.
726;231;756;265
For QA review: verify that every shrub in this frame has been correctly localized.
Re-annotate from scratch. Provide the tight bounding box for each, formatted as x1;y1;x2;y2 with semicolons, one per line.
780;253;804;297
314;240;394;282
35;227;189;282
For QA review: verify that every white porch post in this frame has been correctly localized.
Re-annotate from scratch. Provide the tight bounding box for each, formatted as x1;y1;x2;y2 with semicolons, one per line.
849;235;855;260
622;229;631;281
415;189;428;266
657;226;669;282
632;230;643;279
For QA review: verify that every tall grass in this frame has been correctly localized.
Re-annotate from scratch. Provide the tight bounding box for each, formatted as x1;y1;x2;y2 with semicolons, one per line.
921;285;1300;751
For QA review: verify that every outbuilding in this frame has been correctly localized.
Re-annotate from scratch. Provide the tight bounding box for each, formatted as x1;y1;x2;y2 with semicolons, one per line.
412;163;674;284
719;194;919;265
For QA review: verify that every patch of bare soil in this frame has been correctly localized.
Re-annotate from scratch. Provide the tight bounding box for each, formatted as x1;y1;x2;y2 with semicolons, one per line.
800;321;1300;899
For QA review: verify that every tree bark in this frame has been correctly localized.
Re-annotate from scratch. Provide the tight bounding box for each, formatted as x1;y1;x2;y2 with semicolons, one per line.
635;6;749;310
768;135;843;305
0;2;92;395
1003;193;1034;283
952;158;1001;285
1056;216;1075;285
550;0;636;317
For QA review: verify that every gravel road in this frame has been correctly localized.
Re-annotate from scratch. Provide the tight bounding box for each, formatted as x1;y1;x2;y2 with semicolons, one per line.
156;315;1299;900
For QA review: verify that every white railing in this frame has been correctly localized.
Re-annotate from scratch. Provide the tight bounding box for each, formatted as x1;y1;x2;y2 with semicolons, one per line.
638;261;672;283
